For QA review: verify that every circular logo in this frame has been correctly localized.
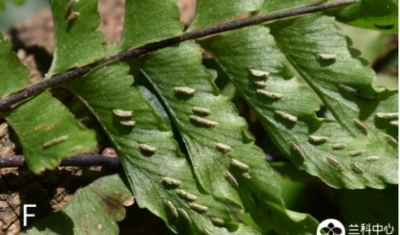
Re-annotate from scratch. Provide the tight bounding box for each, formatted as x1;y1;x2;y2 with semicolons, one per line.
317;219;346;235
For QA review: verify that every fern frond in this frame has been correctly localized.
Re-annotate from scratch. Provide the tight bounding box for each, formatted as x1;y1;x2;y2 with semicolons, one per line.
119;0;184;52
42;4;265;234
0;0;397;234
6;92;97;173
139;40;318;234
188;0;263;31
271;15;397;138
47;0;105;77
64;62;260;234
0;32;29;97
201;22;397;189
0;32;96;174
259;0;327;14
334;0;398;34
22;173;134;235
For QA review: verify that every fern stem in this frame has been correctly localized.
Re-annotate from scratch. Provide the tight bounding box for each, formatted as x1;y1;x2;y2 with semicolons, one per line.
0;155;279;167
0;0;358;110
0;155;122;167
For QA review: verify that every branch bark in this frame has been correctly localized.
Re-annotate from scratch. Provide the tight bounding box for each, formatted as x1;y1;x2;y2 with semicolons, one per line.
0;0;358;110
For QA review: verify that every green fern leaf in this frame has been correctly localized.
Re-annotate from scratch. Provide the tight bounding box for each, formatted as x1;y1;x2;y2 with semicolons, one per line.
22;173;133;235
270;15;397;143
119;0;184;52
0;32;96;174
188;0;263;31
136;84;175;130
334;0;398;34
3;0;396;233
259;0;398;33
0;32;29;97
259;0;326;14
64;62;260;235
202;22;397;189
6;92;97;173
47;0;105;77
46;5;260;233
139;40;318;234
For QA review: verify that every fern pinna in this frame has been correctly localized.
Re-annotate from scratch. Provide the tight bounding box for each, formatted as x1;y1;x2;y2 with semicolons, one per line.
0;0;397;234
